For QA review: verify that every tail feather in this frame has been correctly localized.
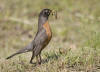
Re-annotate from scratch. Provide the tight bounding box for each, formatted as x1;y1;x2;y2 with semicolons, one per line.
6;41;34;59
6;52;21;59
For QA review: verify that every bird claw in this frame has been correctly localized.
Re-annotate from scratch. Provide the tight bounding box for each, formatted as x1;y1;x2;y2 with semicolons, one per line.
30;61;35;64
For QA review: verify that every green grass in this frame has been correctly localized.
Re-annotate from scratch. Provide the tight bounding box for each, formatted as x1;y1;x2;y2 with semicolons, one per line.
0;0;100;72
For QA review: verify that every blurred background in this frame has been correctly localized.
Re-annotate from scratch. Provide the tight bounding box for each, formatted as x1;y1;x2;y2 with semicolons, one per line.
0;0;100;72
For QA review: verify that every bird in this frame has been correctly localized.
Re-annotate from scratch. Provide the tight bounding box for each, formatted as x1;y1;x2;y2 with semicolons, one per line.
6;8;56;64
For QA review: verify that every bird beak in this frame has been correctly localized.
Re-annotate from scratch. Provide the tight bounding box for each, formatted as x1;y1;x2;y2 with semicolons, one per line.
51;10;57;19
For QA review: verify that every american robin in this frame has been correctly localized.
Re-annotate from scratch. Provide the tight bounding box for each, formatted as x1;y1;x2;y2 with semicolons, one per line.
6;8;57;64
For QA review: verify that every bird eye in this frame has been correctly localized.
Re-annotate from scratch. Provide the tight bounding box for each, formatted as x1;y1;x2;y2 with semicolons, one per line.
48;12;50;15
43;10;50;16
44;11;47;14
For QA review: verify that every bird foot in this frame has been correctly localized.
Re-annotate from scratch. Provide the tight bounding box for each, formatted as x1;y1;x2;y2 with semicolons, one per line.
30;61;36;64
38;61;41;65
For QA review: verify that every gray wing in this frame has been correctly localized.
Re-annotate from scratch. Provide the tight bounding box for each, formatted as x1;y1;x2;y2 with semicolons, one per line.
33;29;48;56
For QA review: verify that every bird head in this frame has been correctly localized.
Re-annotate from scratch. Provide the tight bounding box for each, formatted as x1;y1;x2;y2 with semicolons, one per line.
39;8;57;19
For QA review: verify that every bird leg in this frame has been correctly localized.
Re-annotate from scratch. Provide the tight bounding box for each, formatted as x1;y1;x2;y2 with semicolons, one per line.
39;54;42;64
36;53;42;65
30;51;35;64
36;55;40;65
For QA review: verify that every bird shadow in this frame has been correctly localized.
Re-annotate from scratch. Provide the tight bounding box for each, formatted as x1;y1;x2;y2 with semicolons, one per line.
31;52;61;67
31;48;69;67
41;48;69;64
41;52;61;64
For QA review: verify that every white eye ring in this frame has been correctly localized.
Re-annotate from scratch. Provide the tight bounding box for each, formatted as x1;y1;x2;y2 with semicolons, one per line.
45;10;48;12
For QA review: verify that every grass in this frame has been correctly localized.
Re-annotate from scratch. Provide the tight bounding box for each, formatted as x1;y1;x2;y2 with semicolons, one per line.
0;0;100;72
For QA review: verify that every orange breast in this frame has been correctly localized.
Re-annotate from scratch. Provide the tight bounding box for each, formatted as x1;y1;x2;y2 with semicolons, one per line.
43;21;52;40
